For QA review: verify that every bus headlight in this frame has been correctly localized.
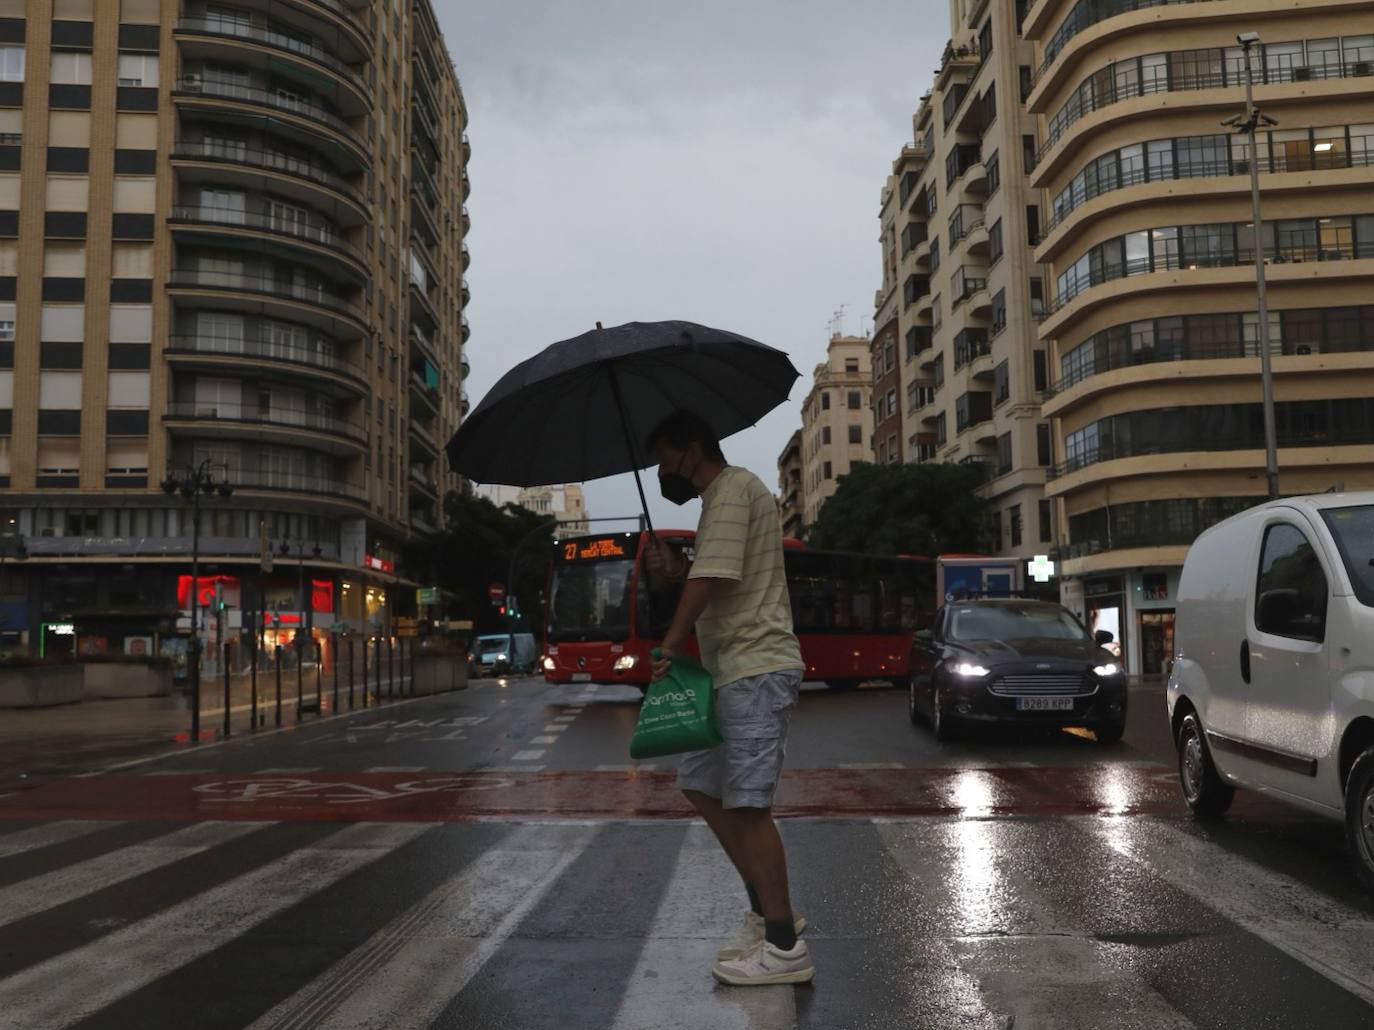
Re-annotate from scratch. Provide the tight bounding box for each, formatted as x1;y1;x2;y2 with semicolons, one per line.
542;655;556;672
613;655;638;671
952;662;991;678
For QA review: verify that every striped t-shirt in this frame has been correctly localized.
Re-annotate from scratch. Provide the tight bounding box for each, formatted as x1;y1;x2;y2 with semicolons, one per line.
688;466;804;688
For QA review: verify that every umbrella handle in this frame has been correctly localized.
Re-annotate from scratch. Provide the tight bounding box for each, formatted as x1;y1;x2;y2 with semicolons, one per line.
606;365;656;539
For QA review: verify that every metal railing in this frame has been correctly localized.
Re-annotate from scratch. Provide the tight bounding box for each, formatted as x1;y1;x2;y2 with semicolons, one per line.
170;205;361;264
174;77;357;141
231;468;367;501
166;402;367;443
172;141;365;206
1034;0;1218;87
166;334;367;382
1045;144;1374;235
169;267;362;320
1041;54;1374;161
175;17;364;89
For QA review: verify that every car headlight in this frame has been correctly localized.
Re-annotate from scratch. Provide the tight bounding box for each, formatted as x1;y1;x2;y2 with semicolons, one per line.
496;653;508;662
541;656;556;672
952;662;991;677
1093;662;1121;677
613;655;638;671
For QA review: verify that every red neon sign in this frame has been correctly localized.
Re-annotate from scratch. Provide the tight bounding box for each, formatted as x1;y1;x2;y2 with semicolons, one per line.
177;575;240;609
363;554;393;573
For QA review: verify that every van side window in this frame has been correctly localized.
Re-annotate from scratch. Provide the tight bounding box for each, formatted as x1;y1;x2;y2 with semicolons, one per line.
1255;523;1328;642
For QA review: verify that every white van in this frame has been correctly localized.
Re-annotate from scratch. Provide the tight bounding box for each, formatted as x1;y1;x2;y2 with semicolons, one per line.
471;633;538;676
1167;492;1374;888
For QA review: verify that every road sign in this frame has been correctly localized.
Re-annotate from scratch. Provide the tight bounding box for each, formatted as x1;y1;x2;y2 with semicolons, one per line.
488;582;505;601
417;587;438;605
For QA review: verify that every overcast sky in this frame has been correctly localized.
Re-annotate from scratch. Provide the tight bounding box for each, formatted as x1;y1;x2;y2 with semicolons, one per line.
437;1;945;531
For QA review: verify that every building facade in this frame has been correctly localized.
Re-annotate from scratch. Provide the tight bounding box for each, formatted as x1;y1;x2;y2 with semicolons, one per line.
1024;0;1374;674
776;429;802;539
798;334;872;531
882;0;1057;562
0;0;469;662
870;314;902;464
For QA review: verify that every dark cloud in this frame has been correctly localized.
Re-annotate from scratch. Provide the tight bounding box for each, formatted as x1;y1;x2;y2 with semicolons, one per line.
437;1;944;527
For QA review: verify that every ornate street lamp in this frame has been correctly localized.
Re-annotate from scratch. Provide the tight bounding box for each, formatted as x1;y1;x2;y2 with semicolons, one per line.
162;459;233;744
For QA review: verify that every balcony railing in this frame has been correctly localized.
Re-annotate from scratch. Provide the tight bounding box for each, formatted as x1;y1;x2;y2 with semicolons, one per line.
1032;0;1218;87
174;77;355;140
166;402;367;443
231;467;366;501
169;267;362;320
171;141;365;207
170;205;363;265
175;17;364;90
165;334;366;383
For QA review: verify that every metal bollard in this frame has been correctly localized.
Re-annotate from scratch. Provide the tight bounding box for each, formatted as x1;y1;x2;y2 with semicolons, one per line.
332;640;339;713
222;642;232;739
348;638;355;709
250;630;258;731
274;644;283;728
316;640;324;716
388;637;395;700
295;635;304;715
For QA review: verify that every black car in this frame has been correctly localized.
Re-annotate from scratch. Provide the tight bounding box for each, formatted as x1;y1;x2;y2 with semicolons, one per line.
908;598;1128;742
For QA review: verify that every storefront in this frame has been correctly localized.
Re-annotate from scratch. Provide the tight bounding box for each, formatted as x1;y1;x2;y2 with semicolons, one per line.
1069;567;1182;677
1083;575;1127;667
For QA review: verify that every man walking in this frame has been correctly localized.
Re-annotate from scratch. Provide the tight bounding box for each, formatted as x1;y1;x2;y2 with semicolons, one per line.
644;410;813;987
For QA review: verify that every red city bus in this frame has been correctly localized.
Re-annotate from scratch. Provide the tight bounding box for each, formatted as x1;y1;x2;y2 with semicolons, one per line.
541;530;936;691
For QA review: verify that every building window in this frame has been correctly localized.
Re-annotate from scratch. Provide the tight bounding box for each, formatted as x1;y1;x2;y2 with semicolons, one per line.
823;460;833;480
821;391;830;410
979;19;993;59
991;289;1007;335
1029;277;1045;318
116;53;158;88
1019;67;1032;103
0;47;24;82
1033;350;1048;392
1039;499;1053;543
847;390;861;410
1027;205;1040;246
985;149;1000;194
1037;423;1052;466
849;423;862;444
933;353;945;389
1010;504;1023;547
50;51;93;85
821;426;831;445
935;412;947;446
996;432;1012;475
994;359;1009;405
988;218;1003;264
844;357;859;372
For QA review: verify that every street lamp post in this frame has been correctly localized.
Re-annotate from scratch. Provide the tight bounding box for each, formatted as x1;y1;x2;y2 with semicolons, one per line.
1228;31;1281;499
161;460;234;745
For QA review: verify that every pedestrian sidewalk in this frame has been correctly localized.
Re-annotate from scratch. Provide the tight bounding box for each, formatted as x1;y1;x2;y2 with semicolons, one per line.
0;669;420;784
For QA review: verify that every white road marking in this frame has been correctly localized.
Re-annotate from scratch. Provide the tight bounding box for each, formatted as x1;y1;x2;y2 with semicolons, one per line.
0;822;429;1028
510;749;545;762
530;735;559;745
0;822;268;926
542;724;569;733
248;823;597;1030
364;766;428;773
1087;817;1374;1008
610;823;795;1030
0;821;113;859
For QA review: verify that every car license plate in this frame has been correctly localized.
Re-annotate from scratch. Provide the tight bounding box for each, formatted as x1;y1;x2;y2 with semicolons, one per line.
1016;696;1074;711
571;673;592;682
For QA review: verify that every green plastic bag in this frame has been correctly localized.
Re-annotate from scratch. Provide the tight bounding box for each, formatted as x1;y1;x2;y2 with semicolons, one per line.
629;649;722;759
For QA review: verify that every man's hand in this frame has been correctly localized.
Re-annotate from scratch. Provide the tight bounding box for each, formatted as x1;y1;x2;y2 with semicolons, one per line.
651;643;678;681
644;538;685;581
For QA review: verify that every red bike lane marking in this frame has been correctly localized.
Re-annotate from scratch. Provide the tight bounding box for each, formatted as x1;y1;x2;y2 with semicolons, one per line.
0;765;1187;823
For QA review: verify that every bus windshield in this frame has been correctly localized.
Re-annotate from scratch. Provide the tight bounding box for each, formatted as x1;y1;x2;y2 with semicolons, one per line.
547;558;635;642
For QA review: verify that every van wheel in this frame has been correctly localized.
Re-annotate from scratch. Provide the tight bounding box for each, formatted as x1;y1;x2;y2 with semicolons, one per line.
908;676;924;725
1177;712;1234;818
1343;747;1374;893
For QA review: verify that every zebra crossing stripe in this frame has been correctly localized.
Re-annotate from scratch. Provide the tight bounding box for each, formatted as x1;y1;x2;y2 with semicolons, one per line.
0;822;429;1028
247;822;597;1030
0;821;269;928
1087;816;1374;1009
610;823;796;1030
0;820;112;859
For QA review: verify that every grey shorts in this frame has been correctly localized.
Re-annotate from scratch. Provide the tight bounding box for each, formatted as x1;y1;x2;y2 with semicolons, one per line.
677;669;803;810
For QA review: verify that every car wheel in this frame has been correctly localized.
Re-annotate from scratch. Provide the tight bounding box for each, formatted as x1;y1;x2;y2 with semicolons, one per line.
908;676;924;725
1094;718;1126;745
930;682;958;741
1343;746;1374;893
1177;712;1234;818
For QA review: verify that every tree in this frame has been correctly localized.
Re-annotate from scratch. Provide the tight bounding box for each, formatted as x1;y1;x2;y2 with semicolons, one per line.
401;492;557;635
806;462;993;556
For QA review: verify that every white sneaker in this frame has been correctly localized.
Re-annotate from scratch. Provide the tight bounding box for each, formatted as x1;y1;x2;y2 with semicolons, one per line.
712;939;815;986
715;910;809;961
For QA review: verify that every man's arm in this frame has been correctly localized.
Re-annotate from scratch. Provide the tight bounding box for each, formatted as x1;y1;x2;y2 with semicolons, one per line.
651;576;729;679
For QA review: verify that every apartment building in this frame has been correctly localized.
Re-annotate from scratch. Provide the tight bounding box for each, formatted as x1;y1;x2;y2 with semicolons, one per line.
0;1;469;660
798;334;872;531
881;0;1056;562
776;429;803;540
1024;0;1374;673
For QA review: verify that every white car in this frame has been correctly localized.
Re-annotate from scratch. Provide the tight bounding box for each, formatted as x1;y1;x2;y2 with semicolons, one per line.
1167;492;1374;888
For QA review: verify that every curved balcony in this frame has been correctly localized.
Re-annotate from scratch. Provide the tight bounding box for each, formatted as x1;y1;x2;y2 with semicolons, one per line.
964;222;989;255
460;317;471;343
410;418;440;456
165;402;367;455
961;160;988;196
461;205;471;236
168;205;368;283
168;267;367;340
460;282;471;309
460;390;471;416
226;466;368;507
461;244;471;270
174;18;369;114
968;286;993;318
249;0;371;62
462;134;472;162
460;356;471;380
164;334;368;397
172;77;367;171
912;235;932;267
171;141;367;227
408;464;439;502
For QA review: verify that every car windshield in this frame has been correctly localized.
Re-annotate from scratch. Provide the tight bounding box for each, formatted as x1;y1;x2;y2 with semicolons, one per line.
1321;504;1374;607
947;604;1090;642
547;558;634;642
476;635;509;653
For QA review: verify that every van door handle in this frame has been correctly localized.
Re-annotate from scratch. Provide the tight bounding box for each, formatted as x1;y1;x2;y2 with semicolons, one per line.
1240;639;1251;684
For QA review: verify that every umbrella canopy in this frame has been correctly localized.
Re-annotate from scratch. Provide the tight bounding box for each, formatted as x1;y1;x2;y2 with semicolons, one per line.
447;320;800;487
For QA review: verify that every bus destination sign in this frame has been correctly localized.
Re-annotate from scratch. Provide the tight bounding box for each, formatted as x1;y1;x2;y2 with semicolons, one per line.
563;537;629;562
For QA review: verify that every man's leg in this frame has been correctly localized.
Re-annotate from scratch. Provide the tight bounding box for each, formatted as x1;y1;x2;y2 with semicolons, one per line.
682;788;757;894
730;807;794;946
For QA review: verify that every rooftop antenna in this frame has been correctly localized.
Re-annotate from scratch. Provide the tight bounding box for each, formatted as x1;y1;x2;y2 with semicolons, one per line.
838;303;849;336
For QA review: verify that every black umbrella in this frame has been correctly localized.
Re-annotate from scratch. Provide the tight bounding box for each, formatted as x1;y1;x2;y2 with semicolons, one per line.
446;320;800;531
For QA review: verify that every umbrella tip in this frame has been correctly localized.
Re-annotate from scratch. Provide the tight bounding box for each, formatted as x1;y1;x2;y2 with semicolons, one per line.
596;321;603;330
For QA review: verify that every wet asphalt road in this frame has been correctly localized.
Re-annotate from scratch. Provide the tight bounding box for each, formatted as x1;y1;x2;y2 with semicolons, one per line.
0;675;1372;1029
